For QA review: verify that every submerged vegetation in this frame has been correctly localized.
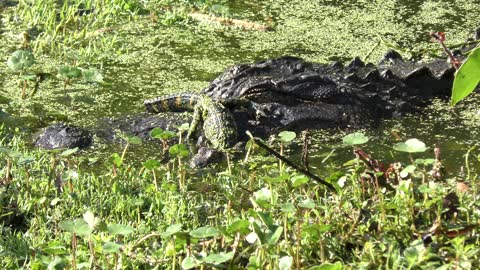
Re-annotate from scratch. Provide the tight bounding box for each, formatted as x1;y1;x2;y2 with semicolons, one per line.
1;0;480;269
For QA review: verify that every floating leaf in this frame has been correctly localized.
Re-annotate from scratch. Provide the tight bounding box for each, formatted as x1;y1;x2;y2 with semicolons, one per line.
278;131;296;143
58;65;82;79
7;50;35;70
190;226;219;238
107;224;134;235
342;132;369;146
393;139;427;153
451;48;480;106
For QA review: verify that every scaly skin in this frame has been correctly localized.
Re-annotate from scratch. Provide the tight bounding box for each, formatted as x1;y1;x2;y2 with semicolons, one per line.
144;93;237;149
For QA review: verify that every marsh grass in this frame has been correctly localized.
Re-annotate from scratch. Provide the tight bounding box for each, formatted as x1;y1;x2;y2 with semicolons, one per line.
1;125;479;269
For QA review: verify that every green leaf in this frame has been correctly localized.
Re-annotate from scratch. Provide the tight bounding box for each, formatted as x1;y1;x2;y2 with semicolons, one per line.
109;153;122;167
60;147;79;157
7;50;35;70
393;138;427;153
204;251;234;264
169;143;189;158
142;159;160;170
190;226;219;238
266;226;283;245
102;242;122;253
400;165;416;178
58;66;82;79
451;47;480;106
107;224;134;235
279;256;293;270
181;257;199;269
298;198;316;209
308;262;343;270
162;224;183;238
342;132;369;146
226;219;250;234
58;218;92;236
278;131;296;143
83;211;99;230
47;256;66;270
280;202;296;213
82;68;103;83
150;127;176;140
291;174;309;187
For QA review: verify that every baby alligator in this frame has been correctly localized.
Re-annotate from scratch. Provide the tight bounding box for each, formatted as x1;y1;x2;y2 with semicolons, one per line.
144;93;238;149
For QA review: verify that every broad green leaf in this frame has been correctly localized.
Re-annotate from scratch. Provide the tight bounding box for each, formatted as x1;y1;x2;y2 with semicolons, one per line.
308;262;343;270
278;131;296;143
82;68;103;83
190;226;219;238
58;66;82;79
58;218;92;236
226;220;250;234
60;147;79;157
291;174;309;187
266;226;283;245
181;257;198;269
142;159;160;170
7;50;35;70
279;256;293;270
168;143;189;158
107;224;134;235
18;156;35;165
342;132;369;146
150;127;176;140
204;251;234;264
47;256;66;270
162;223;183;238
102;242;122;253
393;139;427;153
451;48;480;106
109;153;122;167
298;198;316;209
400;165;416;178
280;202;296;213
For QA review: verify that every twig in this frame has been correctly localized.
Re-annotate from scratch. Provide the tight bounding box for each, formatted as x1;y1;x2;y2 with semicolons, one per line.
246;131;336;192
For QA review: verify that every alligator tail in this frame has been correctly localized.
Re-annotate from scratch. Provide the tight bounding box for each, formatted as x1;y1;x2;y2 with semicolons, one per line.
144;93;201;113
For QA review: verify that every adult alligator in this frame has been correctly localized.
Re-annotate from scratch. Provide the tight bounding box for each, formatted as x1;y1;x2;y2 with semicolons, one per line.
35;30;479;154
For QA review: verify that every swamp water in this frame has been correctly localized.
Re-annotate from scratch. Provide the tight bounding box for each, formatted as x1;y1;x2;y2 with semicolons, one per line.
1;0;480;174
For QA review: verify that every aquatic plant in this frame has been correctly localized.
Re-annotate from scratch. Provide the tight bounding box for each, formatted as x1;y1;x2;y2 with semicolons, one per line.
6;50;35;99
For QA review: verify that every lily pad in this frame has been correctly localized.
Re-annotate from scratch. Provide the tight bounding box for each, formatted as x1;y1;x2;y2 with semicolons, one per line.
342;132;369;146
7;50;35;70
393;139;427;153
